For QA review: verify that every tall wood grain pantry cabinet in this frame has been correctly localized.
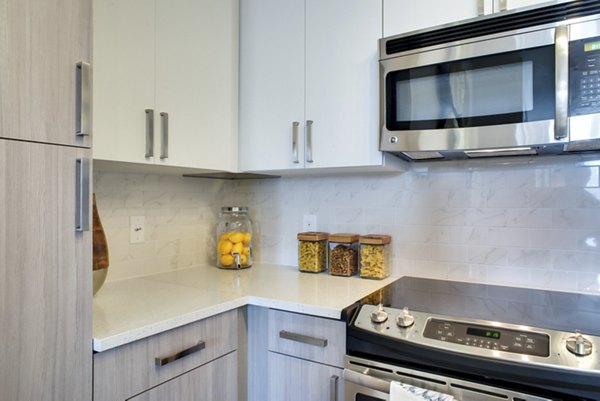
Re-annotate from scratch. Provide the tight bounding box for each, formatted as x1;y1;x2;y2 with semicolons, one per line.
0;0;93;400
93;0;238;172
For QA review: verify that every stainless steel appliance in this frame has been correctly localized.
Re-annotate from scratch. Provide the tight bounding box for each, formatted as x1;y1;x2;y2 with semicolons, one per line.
344;277;600;400
380;1;600;161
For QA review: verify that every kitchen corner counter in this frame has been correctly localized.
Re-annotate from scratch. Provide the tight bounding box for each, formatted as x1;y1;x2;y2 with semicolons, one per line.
93;263;398;352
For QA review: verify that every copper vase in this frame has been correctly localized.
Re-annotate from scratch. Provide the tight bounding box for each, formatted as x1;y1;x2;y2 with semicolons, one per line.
92;193;109;295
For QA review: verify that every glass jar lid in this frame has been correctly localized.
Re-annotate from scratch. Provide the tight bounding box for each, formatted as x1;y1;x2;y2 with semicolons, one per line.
359;234;391;245
329;233;359;243
297;231;328;241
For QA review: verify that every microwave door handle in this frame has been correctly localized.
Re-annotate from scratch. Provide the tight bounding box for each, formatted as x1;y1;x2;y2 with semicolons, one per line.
555;25;569;140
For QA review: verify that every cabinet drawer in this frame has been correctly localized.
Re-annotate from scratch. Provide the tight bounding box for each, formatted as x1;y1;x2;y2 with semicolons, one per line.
94;310;237;401
268;309;345;368
130;351;237;401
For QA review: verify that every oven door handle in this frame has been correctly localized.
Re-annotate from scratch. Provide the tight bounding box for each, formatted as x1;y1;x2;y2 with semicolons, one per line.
343;368;390;394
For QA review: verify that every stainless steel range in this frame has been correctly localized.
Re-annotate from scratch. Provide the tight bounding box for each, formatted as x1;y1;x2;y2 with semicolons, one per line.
344;277;600;400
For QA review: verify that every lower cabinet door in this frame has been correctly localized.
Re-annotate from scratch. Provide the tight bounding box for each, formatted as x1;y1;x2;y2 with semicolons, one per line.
267;352;343;401
130;351;238;401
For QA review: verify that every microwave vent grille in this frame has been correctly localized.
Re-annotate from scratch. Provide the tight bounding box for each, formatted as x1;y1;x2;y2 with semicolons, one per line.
385;0;600;56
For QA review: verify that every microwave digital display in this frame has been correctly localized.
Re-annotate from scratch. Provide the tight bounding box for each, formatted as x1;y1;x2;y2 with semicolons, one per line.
584;41;600;52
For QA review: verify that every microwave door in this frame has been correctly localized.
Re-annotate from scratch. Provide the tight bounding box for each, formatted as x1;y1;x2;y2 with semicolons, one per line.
380;26;565;156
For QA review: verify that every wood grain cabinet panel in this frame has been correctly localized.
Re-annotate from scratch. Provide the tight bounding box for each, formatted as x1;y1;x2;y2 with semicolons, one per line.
93;309;237;401
0;0;92;147
268;309;346;368
0;140;92;401
130;351;238;401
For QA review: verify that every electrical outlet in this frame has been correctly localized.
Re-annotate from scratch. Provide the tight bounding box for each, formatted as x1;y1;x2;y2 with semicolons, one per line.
130;216;145;244
302;215;317;231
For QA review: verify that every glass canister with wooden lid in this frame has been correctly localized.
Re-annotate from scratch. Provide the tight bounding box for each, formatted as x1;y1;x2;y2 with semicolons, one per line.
359;235;391;279
297;232;328;273
328;233;359;276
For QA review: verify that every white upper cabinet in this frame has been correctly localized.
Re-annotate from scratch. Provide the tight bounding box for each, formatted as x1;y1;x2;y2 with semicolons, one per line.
240;0;404;173
93;0;238;172
239;0;305;172
384;0;493;37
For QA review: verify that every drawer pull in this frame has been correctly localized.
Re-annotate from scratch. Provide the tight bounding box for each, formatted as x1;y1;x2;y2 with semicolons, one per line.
279;330;328;347
155;341;205;367
330;375;339;401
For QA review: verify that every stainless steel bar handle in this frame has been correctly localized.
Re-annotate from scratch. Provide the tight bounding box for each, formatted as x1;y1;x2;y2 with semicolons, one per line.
279;330;328;347
343;369;390;393
155;341;205;367
330;375;339;401
292;121;300;163
145;109;154;158
160;112;169;159
75;158;90;232
76;62;91;137
555;25;569;140
477;0;485;16
306;120;314;163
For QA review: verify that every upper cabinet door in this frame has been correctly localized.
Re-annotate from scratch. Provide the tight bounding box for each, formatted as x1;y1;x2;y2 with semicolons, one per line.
305;0;383;169
155;0;238;171
238;0;305;172
384;0;493;37
93;0;155;164
0;0;92;147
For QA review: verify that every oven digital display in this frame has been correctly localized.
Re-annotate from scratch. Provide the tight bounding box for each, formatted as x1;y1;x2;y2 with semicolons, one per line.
467;327;501;339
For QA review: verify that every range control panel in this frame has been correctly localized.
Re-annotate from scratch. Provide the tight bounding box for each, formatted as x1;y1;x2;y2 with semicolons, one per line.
423;318;550;357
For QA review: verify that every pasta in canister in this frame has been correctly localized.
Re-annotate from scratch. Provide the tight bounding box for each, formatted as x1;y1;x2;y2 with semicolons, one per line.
359;235;391;280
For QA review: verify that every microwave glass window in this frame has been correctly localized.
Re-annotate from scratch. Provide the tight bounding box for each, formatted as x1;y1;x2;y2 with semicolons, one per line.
395;61;533;121
386;45;554;131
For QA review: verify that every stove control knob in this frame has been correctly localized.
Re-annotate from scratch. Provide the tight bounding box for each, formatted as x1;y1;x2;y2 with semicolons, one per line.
566;330;593;357
396;307;415;328
370;303;388;324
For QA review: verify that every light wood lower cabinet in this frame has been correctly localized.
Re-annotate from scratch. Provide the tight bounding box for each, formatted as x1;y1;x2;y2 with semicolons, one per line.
130;351;238;401
267;352;343;401
93;310;237;401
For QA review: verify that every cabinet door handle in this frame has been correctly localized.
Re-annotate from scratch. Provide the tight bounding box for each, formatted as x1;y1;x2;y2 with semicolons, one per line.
155;341;205;367
292;121;300;163
279;330;328;347
555;25;569;140
145;109;154;157
75;158;90;232
306;120;314;163
160;112;169;159
500;0;508;12
477;0;484;15
75;62;91;137
330;375;339;401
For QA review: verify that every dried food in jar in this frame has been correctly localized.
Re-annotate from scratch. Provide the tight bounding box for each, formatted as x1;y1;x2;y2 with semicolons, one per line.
359;235;391;280
298;240;327;272
329;244;358;276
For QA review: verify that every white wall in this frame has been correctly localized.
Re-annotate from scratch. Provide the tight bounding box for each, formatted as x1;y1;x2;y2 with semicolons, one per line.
95;154;600;294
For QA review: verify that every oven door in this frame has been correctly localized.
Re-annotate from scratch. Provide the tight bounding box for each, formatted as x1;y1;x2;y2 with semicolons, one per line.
344;356;554;401
380;25;564;156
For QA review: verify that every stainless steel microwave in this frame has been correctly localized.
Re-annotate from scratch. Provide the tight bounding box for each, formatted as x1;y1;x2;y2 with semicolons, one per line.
380;0;600;161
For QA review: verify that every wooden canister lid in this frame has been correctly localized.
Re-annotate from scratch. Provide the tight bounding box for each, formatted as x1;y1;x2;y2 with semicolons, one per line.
359;234;391;245
329;233;359;243
297;231;329;241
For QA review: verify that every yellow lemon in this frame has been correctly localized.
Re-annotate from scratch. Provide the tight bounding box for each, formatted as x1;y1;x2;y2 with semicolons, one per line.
219;240;233;255
219;232;231;242
240;254;248;265
242;246;250;255
242;232;252;245
220;254;234;267
232;242;243;254
229;232;244;243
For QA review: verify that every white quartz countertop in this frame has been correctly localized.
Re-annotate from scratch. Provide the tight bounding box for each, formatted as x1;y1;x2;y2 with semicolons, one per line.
93;263;398;352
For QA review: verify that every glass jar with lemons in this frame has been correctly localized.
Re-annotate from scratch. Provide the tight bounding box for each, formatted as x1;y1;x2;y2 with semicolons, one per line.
216;207;253;269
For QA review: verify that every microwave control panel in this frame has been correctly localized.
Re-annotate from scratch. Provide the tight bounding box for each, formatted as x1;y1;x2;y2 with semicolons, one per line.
570;36;600;116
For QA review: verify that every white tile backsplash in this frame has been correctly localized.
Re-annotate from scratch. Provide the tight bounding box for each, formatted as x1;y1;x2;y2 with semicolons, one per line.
95;155;600;294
